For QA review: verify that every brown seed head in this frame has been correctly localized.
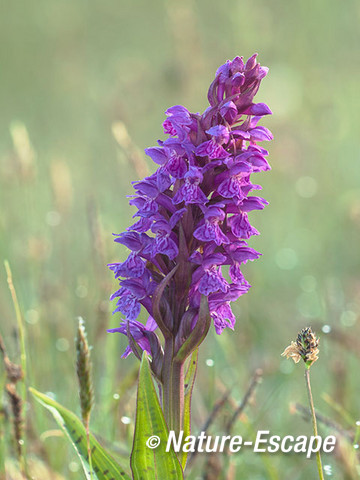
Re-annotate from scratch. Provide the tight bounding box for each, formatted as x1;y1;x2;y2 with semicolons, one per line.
0;334;24;383
6;383;23;457
281;327;319;367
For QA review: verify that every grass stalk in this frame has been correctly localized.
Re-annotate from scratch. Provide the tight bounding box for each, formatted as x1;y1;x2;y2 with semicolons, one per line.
75;318;94;480
85;418;94;480
4;260;28;477
305;367;324;480
4;261;27;394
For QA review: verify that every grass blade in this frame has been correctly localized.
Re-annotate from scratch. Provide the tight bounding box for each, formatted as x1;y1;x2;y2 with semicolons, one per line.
30;388;130;480
180;349;198;469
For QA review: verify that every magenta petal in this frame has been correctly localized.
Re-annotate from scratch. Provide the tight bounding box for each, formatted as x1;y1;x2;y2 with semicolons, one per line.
145;147;167;165
249;126;273;141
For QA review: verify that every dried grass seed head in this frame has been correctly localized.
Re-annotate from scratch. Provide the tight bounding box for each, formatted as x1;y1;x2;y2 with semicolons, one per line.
282;327;320;367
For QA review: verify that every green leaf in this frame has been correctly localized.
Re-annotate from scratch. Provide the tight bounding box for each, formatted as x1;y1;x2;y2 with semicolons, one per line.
29;388;130;480
131;353;184;480
180;349;198;470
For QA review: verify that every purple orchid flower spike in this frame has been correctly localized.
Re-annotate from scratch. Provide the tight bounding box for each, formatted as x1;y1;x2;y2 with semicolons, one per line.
108;53;272;434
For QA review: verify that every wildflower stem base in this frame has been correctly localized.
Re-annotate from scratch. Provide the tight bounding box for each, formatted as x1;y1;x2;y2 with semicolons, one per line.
162;340;184;437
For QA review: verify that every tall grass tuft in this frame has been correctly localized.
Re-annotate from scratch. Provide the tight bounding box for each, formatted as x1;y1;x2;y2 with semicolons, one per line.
3;261;28;477
0;334;25;476
75;317;94;479
4;262;27;393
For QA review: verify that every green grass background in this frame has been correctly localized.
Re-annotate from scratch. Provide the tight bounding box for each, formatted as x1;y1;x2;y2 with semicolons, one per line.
1;0;360;478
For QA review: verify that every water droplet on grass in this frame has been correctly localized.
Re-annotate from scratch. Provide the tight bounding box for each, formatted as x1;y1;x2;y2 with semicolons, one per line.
324;464;332;476
121;416;131;425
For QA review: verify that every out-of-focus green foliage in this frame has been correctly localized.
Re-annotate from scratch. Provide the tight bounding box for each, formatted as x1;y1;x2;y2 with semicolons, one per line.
1;0;360;478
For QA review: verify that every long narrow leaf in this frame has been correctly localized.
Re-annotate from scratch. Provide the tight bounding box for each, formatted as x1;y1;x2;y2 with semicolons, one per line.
180;349;198;469
130;353;184;479
30;388;130;480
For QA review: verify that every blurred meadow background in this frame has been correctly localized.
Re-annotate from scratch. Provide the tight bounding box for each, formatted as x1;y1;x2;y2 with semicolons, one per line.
1;0;360;478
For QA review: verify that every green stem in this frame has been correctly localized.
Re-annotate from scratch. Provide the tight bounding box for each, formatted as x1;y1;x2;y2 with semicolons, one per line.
162;339;184;437
85;418;94;480
162;339;174;428
304;367;324;480
171;360;184;435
